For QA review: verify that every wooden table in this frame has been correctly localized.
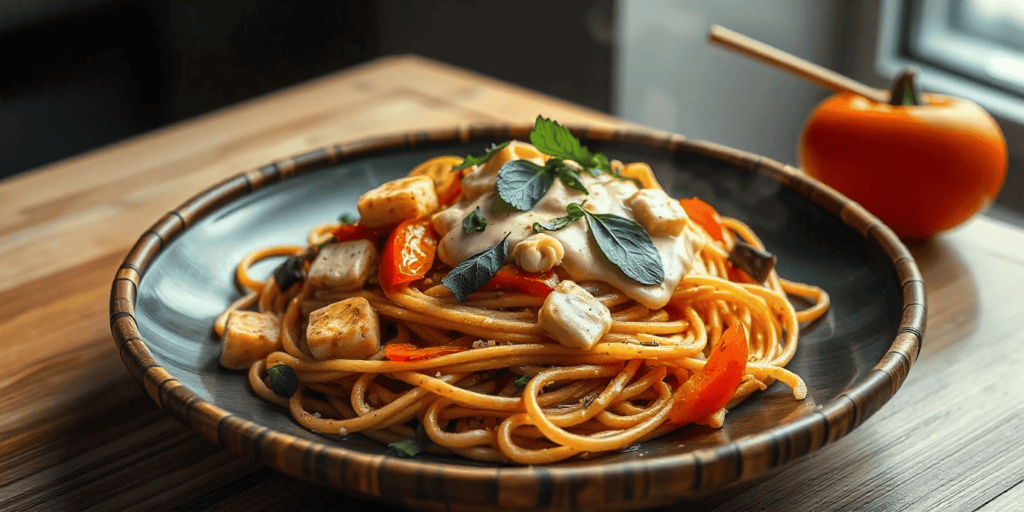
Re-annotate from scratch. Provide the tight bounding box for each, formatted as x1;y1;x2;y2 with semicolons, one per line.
3;55;1023;511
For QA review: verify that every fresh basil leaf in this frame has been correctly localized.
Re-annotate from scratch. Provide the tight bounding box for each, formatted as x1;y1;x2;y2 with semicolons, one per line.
452;141;511;170
273;255;305;291
532;202;587;233
267;365;299;398
441;233;510;301
462;206;488;234
496;160;554;211
513;375;531;391
387;437;423;458
583;211;664;285
530;116;590;163
530;116;610;177
551;161;589;195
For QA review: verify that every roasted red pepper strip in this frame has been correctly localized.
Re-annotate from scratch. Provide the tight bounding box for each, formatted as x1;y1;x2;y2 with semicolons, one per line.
481;265;558;297
679;197;724;242
384;343;467;362
379;217;439;294
331;222;389;242
668;324;748;425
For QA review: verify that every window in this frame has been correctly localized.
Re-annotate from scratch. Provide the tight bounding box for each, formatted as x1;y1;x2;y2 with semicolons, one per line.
876;0;1024;122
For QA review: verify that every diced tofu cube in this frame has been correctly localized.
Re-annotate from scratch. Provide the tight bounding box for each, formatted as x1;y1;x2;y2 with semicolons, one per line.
357;176;438;228
306;297;381;360
219;311;282;370
628;188;689;237
512;233;565;273
307;239;378;294
538;280;612;350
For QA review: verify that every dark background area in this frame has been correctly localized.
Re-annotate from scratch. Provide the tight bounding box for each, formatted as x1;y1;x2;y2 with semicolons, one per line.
0;0;614;180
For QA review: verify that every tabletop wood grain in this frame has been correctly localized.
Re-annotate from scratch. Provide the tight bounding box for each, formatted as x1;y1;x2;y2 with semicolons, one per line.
2;55;1023;511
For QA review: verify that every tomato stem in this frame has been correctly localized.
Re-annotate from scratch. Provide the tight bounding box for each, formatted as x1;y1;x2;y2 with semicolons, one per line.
889;67;925;106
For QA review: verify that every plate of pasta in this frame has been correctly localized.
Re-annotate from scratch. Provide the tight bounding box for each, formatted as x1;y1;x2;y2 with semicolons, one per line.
111;118;924;511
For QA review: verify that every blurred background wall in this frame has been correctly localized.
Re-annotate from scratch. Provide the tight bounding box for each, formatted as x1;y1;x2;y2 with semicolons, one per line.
2;0;1021;219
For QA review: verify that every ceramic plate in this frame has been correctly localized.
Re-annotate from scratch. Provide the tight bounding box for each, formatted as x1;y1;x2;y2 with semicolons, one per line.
110;125;924;511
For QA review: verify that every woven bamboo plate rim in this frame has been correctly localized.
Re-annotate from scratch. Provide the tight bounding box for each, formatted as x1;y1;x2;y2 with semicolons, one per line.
110;124;925;511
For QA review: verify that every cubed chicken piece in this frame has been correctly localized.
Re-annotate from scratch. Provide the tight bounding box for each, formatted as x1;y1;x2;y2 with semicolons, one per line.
306;297;381;360
537;280;612;350
512;233;565;273
219;311;282;370
628;188;689;237
357;176;438;228
307;240;378;295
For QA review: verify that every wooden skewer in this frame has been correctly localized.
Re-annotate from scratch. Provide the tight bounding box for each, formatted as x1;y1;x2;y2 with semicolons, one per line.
708;24;890;104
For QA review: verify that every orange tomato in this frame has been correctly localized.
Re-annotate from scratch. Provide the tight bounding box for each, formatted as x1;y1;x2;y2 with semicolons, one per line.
668;324;748;425
384;343;466;362
378;217;439;294
480;265;559;297
679;197;724;242
799;92;1006;239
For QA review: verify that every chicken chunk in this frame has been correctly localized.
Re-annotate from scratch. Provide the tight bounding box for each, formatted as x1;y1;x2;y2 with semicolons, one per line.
357;175;438;228
307;239;377;297
628;188;689;237
512;233;565;273
219;311;282;370
537;280;612;350
306;297;381;360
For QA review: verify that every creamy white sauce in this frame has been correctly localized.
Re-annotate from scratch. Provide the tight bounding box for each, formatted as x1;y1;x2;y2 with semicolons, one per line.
432;141;705;309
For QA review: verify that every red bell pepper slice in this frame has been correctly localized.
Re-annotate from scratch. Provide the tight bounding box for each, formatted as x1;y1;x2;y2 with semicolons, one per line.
384;343;466;362
379;217;439;293
668;324;748;425
679;197;724;242
481;265;558;297
331;222;389;242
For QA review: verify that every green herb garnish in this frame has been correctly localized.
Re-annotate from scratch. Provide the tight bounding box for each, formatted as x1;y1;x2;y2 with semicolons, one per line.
513;375;531;391
441;233;510;302
453;141;511;170
585;210;664;285
495;160;556;211
530;116;611;174
462;206;488;234
338;214;357;224
495;158;590;211
498;117;657;210
266;365;299;398
387;437;423;458
550;160;590;194
533;203;663;285
532;202;588;233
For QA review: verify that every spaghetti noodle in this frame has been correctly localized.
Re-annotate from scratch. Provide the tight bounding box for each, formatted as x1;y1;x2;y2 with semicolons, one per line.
214;127;829;464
